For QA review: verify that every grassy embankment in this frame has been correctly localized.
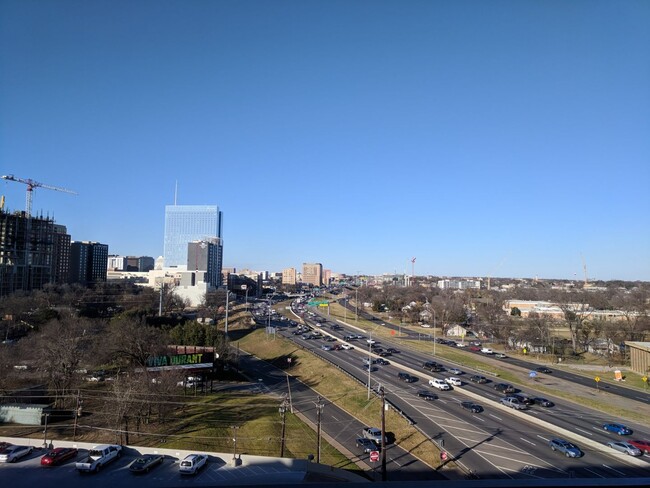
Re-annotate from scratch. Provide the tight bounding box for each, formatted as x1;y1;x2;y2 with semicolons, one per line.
236;326;447;471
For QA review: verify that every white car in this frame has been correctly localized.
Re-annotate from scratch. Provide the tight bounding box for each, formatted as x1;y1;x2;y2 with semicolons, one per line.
0;445;33;463
341;344;353;350
429;379;451;390
366;339;376;344
445;377;462;386
448;368;463;375
480;347;494;354
179;454;208;474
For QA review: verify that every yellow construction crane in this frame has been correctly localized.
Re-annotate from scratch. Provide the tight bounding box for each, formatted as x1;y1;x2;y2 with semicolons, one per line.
1;174;77;216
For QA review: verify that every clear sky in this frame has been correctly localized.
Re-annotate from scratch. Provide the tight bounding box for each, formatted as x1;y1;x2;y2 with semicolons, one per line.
1;0;649;281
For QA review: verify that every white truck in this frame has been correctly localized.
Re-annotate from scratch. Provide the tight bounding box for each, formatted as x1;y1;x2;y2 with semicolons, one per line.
75;444;122;473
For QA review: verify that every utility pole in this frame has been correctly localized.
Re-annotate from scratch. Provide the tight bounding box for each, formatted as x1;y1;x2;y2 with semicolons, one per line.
42;412;50;448
279;399;288;457
381;387;387;481
315;396;324;463
367;332;372;400
224;290;230;335
73;390;81;441
286;373;294;413
355;287;359;322
158;282;164;317
231;425;240;464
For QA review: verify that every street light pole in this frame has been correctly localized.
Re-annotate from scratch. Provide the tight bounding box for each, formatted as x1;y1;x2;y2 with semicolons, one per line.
380;387;387;481
433;309;437;357
355;287;359;323
367;331;372;400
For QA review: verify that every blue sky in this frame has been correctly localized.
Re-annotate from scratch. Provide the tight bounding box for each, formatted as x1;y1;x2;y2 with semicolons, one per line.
1;1;649;281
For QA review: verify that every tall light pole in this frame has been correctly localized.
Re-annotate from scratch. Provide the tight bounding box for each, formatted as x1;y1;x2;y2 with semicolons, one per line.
355;287;359;323
367;331;372;400
432;308;437;357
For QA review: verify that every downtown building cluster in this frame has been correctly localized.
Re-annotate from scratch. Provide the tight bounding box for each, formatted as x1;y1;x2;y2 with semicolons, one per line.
0;209;110;297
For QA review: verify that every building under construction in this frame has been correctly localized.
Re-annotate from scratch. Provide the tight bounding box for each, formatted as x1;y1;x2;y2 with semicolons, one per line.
0;209;70;297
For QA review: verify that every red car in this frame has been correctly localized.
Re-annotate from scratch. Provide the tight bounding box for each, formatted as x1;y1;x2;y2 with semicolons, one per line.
40;447;78;466
628;440;650;455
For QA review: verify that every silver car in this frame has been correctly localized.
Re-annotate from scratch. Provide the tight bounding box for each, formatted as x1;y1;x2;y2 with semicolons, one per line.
549;438;582;458
606;441;642;456
0;445;33;463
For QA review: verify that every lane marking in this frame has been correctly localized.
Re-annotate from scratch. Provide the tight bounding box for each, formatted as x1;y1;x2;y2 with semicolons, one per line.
536;435;550;442
390;457;402;467
602;464;626;476
331;416;339;421
489;413;503;421
520;437;536;446
583;467;605;478
575;427;593;436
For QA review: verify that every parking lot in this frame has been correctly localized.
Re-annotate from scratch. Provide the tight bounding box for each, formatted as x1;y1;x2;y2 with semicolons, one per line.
0;442;322;488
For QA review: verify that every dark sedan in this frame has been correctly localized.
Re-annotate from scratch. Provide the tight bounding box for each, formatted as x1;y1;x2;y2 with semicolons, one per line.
469;375;488;384
129;454;165;473
40;447;78;466
460;401;483;413
417;390;437;401
494;383;516;393
535;367;553;374
533;397;555;407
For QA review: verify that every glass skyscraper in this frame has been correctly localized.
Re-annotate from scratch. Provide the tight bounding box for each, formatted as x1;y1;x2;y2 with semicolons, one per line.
163;205;222;267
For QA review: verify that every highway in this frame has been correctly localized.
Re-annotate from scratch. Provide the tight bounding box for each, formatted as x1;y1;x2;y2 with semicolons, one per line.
336;297;650;407
273;299;650;481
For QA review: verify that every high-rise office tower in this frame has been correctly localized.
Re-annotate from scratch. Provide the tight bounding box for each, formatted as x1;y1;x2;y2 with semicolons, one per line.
163;205;222;267
187;238;223;287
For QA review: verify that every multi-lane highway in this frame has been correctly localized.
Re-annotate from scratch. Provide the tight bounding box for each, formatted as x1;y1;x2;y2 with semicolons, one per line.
272;298;650;482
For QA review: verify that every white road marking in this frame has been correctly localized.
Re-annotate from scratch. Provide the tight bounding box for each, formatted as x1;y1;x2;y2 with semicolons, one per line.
537;435;550;442
331;416;339;421
489;413;503;421
390;457;402;467
635;396;648;402
575;427;593;436
520;437;536;446
584;467;605;478
602;464;626;476
473;415;485;422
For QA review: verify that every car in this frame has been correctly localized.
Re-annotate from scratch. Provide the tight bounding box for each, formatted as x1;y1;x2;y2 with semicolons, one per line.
512;394;534;405
179;454;208;475
326;336;336;342
445;377;462;386
460;401;483;413
356;438;379;453
494;383;516;393
422;361;444;372
500;397;528;410
362;427;385;444
344;335;356;341
603;423;632;435
386;348;400;354
607;441;642;456
628;439;650;455
469;346;481;352
417;390;437;401
398;372;417;383
533;397;555;407
341;344;353;350
549;438;583;458
495;353;507;359
448;368;463;375
321;345;332;351
0;445;33;463
376;358;390;365
535;367;553;374
366;339;376;344
480;347;494;354
378;351;391;357
429;378;451;390
469;375;488;384
455;342;468;348
40;447;78;466
129;454;164;473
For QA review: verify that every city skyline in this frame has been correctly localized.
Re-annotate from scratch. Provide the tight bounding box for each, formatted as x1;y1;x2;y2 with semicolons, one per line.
1;1;648;281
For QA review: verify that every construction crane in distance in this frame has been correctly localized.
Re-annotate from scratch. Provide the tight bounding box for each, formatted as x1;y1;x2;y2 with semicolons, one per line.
1;174;77;216
411;257;416;278
581;254;589;287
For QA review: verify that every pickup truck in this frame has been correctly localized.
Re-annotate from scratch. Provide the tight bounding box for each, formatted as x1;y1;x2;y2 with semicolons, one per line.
75;445;122;473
